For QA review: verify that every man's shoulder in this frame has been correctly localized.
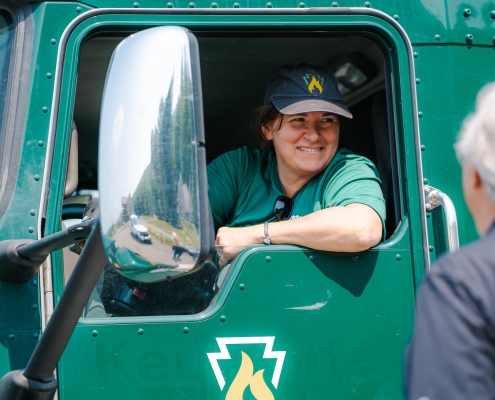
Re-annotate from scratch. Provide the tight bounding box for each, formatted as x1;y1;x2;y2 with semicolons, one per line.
430;227;495;288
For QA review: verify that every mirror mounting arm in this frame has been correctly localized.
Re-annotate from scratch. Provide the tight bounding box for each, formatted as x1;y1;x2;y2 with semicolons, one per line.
0;219;95;282
0;218;107;400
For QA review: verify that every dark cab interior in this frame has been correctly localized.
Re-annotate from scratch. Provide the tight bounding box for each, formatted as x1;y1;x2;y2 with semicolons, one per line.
65;30;400;316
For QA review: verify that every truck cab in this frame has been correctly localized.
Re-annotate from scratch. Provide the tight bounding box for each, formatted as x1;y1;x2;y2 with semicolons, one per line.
0;0;492;399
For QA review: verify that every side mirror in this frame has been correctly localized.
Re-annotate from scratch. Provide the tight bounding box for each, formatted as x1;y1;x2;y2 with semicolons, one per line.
99;26;214;283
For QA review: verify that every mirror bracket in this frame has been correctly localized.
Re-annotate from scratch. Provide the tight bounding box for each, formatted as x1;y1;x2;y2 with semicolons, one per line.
0;219;95;282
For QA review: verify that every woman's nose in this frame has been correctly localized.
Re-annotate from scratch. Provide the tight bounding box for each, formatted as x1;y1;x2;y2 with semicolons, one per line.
304;122;320;141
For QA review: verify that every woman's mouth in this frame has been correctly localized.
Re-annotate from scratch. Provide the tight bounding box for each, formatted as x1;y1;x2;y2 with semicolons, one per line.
297;147;323;152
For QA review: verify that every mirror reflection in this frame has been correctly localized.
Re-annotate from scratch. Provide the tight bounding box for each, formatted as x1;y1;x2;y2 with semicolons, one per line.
99;26;201;283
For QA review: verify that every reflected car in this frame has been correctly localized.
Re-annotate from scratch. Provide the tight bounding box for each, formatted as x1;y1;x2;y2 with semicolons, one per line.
183;246;199;259
130;215;152;243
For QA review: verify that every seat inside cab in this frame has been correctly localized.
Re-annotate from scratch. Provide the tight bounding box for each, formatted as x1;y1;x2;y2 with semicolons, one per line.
65;31;400;313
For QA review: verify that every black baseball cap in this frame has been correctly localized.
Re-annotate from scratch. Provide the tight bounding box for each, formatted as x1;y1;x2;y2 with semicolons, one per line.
264;63;353;119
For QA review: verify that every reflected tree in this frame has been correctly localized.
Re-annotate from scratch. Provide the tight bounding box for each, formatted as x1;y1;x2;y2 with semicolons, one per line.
133;57;199;233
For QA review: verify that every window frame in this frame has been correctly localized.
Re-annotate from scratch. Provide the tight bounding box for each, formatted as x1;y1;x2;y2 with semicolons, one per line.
45;8;427;321
0;1;33;220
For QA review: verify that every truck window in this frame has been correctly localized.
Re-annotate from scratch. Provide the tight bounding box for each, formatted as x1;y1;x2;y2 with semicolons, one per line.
66;31;399;318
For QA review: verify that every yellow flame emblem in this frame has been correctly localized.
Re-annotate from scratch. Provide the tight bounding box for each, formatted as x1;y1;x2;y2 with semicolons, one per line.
226;352;275;400
307;76;323;94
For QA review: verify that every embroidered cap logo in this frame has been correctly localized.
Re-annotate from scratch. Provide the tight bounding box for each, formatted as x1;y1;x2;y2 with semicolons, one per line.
303;74;324;94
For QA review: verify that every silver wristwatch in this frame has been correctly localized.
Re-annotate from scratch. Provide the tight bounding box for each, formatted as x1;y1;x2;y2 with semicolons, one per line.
263;221;271;245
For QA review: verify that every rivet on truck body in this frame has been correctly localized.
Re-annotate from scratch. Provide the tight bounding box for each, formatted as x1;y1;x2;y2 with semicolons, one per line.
46;73;52;79
34;175;40;181
424;178;429;184
413;52;418;58
426;212;432;218
463;8;471;17
465;34;473;43
38;140;44;147
418;111;423;118
50;38;56;45
265;256;271;263
331;1;338;6
138;328;144;335
220;315;227;322
167;2;173;6
364;2;371;7
183;327;189;334
42;107;48;113
211;2;218;6
415;78;420;84
491;10;495;19
266;2;273;7
435;34;441;41
28;227;34;233
188;2;195;7
133;2;140;7
421;145;426;151
76;6;82;12
239;283;245;290
92;330;98;337
393;14;399;21
32;304;38;310
299;2;305;7
30;210;36;216
33;334;39;340
233;2;240;7
429;246;434;252
396;254;401;261
9;335;14;341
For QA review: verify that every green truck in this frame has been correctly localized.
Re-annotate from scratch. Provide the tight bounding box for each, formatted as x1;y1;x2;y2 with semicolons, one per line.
0;0;494;398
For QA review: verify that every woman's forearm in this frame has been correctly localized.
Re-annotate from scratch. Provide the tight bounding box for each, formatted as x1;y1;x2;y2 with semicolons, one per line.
215;203;383;267
268;204;382;252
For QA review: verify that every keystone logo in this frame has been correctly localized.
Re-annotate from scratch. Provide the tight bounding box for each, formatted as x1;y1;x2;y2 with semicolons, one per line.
303;74;324;94
207;337;286;400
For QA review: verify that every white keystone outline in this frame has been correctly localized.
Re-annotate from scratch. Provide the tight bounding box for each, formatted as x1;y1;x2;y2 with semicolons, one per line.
207;337;286;391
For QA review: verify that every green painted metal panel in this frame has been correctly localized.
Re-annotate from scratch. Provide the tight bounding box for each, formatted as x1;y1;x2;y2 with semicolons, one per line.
45;11;421;399
0;2;92;375
54;0;495;46
59;245;414;399
414;44;495;261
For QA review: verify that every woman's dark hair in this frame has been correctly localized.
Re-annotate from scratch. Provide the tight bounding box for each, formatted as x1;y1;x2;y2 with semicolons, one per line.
251;103;282;148
251;102;349;148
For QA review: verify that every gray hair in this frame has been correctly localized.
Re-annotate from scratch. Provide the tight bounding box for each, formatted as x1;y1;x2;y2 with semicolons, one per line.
455;82;495;202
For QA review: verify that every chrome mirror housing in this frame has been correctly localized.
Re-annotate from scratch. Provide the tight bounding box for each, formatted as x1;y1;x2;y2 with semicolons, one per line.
99;26;213;283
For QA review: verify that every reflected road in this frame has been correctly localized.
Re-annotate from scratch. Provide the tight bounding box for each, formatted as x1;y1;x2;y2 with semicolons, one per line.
114;223;196;267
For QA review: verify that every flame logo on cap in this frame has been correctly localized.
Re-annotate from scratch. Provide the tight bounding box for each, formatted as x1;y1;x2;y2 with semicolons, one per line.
303;74;324;94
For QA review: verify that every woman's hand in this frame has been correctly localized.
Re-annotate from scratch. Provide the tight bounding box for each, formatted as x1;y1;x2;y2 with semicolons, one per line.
215;224;264;268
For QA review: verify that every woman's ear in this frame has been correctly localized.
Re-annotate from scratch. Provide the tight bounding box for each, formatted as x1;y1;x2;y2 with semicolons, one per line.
261;123;274;141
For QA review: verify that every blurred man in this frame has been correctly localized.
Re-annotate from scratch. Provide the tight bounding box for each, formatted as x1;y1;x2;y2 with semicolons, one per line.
405;83;495;400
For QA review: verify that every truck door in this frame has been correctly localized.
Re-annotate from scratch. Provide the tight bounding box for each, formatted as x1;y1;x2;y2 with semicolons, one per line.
43;9;427;400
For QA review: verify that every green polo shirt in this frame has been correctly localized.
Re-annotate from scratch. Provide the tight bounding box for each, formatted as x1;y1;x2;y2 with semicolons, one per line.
207;146;386;238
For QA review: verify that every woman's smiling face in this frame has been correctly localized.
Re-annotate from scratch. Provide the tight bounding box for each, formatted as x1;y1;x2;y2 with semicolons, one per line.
262;111;340;181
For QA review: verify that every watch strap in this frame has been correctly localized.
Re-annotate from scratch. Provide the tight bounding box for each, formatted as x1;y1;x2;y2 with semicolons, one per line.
263;221;271;245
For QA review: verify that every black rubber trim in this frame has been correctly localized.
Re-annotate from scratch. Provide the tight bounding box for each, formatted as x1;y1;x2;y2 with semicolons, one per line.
187;28;216;262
